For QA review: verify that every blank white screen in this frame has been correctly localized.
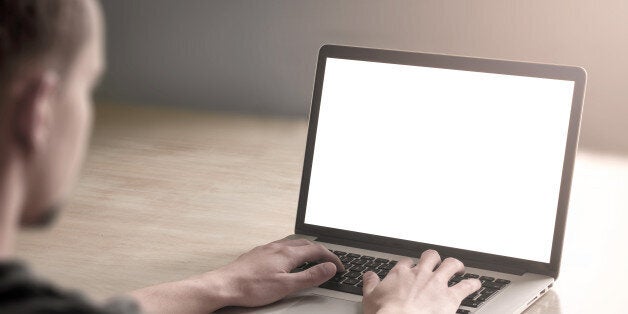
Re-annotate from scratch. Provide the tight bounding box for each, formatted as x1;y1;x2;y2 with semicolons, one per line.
304;58;575;263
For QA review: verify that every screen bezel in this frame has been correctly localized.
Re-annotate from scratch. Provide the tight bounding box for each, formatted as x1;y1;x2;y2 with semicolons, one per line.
295;44;586;278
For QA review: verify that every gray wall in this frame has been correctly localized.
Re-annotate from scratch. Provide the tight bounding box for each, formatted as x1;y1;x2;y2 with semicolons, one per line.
99;0;628;154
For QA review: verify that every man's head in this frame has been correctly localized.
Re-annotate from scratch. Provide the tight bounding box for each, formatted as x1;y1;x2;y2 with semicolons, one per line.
0;0;104;227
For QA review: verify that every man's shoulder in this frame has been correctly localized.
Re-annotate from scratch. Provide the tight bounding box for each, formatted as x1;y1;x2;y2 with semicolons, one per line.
0;260;140;314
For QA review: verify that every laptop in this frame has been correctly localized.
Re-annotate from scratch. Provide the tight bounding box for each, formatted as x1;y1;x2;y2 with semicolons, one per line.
219;45;587;314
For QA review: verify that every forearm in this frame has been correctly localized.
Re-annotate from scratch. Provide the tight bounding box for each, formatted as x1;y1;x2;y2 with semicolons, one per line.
126;239;345;312
129;272;233;314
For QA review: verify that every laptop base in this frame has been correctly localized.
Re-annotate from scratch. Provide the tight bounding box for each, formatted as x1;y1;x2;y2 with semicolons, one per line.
217;234;553;314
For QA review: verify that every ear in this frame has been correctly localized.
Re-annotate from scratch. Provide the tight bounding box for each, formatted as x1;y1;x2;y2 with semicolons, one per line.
13;71;58;155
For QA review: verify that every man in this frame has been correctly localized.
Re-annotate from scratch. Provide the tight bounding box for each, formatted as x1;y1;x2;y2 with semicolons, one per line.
0;0;480;313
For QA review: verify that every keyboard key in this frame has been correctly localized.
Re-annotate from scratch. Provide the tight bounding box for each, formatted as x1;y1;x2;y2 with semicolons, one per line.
476;294;490;302
347;253;361;258
482;288;497;296
345;271;361;279
456;309;470;314
452;275;464;281
464;273;480;279
361;256;375;260
479;276;494;282
461;299;480;308
375;258;389;263
352;259;368;265
482;281;507;290
495;279;511;284
379;263;395;270
463;291;479;302
333;251;347;256
340;256;354;263
351;265;366;272
319;281;363;295
343;278;360;285
365;261;382;268
329;275;343;283
378;270;389;279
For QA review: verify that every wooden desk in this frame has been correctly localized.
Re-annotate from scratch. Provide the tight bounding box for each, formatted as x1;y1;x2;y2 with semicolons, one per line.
16;103;628;313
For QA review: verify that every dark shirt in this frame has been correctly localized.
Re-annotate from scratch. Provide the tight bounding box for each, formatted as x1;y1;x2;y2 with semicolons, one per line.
0;261;140;314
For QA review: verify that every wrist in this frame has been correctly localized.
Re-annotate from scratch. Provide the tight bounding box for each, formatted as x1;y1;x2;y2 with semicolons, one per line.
194;269;242;309
129;276;230;314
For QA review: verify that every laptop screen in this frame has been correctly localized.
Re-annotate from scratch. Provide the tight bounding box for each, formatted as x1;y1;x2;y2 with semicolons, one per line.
304;57;576;263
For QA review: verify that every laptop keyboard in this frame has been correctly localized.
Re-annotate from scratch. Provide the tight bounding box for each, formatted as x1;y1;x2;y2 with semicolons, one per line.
292;250;511;313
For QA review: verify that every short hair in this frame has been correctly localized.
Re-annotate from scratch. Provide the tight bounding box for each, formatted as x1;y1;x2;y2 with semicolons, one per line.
0;0;89;84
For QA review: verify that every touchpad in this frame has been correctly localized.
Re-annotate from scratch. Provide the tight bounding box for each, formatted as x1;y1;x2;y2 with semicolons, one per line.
216;294;361;314
286;294;361;314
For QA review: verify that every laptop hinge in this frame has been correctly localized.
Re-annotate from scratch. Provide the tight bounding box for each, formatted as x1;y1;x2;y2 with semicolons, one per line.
314;235;527;276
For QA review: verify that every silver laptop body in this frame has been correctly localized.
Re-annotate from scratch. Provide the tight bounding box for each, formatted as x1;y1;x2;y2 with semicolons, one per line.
219;45;587;314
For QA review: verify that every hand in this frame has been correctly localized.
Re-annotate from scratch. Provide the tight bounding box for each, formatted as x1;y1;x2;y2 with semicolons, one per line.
362;249;481;314
130;238;343;313
206;238;344;308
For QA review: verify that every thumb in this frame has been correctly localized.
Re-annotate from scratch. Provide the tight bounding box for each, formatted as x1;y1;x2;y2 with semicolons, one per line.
290;262;337;290
362;271;380;296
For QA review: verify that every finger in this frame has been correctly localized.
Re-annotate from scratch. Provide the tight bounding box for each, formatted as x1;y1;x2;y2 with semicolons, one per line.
416;249;441;273
450;278;482;301
394;257;414;270
273;238;313;247
362;271;381;296
292;244;344;271
287;261;337;291
433;257;465;281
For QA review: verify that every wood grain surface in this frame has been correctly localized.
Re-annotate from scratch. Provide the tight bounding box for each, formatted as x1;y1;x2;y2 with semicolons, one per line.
16;103;628;313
